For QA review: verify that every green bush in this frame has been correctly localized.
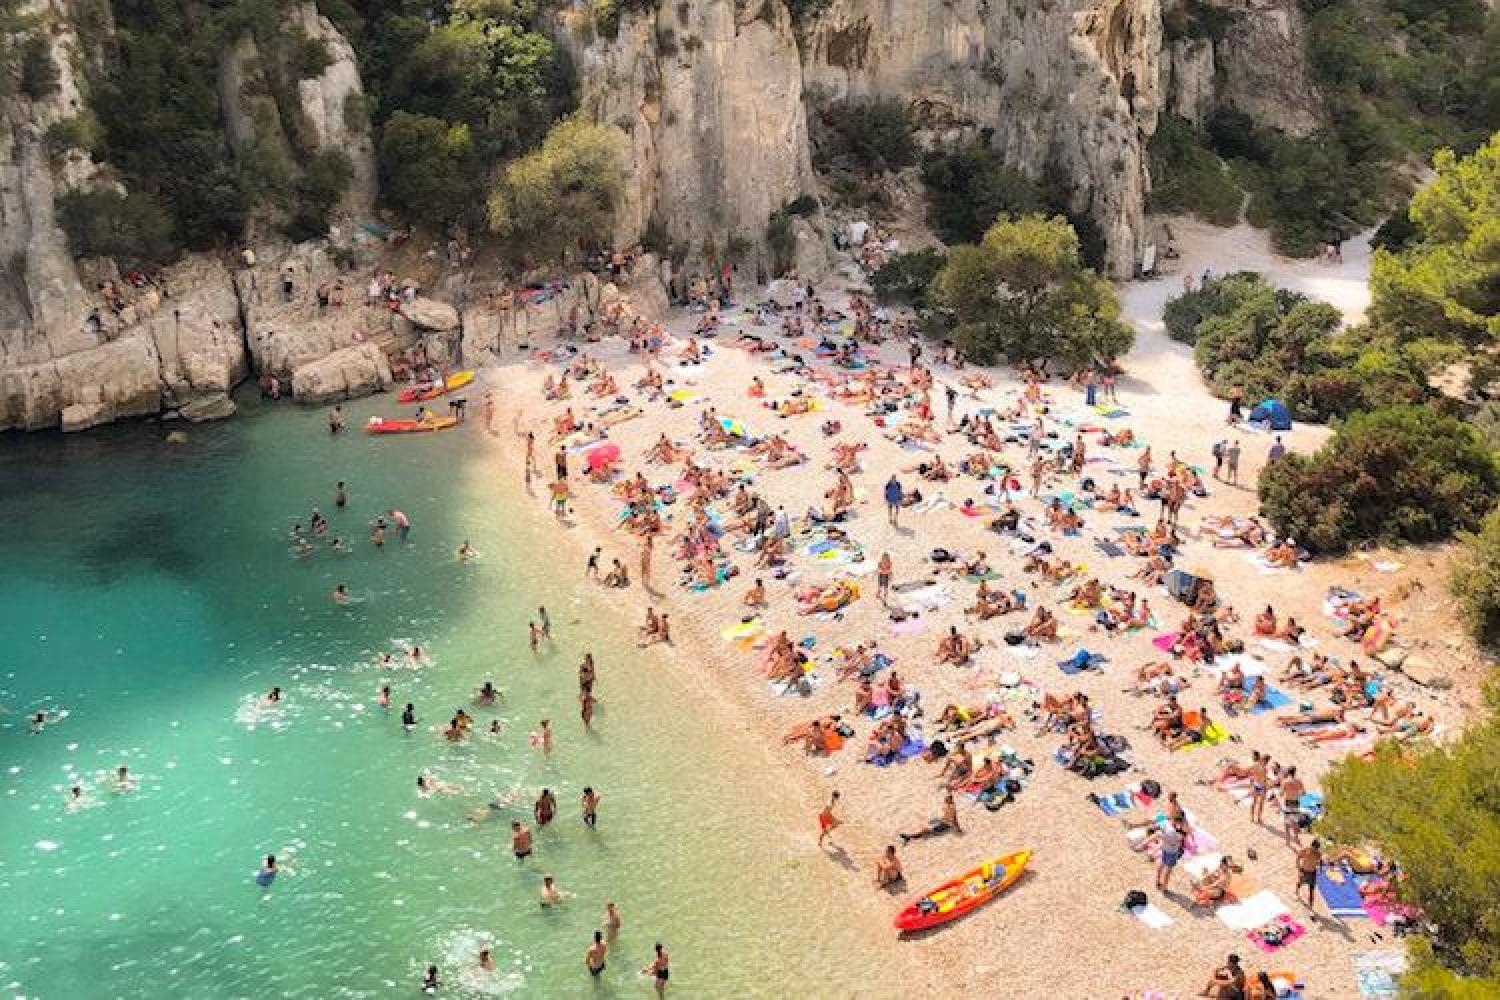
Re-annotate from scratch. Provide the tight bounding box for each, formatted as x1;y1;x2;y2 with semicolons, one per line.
46;113;102;156
870;248;946;309
1161;271;1263;344
1147;115;1240;226
1162;0;1239;40
379;112;479;226
286;149;353;242
55;187;177;265
1451;509;1500;647
1320;686;1500;985
920;144;1046;245
817;99;916;175
1258;404;1500;553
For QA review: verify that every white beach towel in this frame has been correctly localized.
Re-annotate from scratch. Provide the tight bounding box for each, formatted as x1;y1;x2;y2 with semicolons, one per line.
1217;890;1291;930
1128;903;1174;929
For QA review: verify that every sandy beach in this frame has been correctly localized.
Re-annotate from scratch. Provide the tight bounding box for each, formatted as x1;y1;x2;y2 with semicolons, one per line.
473;220;1478;999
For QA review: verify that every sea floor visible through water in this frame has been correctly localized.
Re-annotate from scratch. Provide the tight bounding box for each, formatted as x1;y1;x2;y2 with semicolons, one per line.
0;391;875;998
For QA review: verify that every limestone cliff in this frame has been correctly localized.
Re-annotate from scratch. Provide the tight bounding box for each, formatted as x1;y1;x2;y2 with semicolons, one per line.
1162;0;1323;136
556;0;821;281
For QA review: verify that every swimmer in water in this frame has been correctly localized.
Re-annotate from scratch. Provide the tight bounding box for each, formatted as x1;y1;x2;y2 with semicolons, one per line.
538;606;551;638
264;686;283;706
539;874;566;906
421;963;439;994
534;719;553;756
293;538;314;558
114;765;134;792
66;782;87;809
580;690;595;728
534;788;557;827
603;901;622;940
30;710;47;734
376;652;394;669
334;481;347;509
581;787;600;828
408;645;425;666
401;703;417;731
458;540;476;561
377;685;391;710
478;948;495;973
417;772;463;796
585;930;608;977
330;536;348;554
332;584;349;605
257;854;278;885
511;821;533;860
475;681;498;706
488;719;504;736
644;943;669;995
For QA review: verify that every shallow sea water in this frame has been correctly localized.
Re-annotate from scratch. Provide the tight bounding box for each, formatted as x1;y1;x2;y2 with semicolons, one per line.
0;392;867;998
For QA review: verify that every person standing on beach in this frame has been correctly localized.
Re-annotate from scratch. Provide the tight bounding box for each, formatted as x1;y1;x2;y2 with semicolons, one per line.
524;431;536;484
1137;446;1152;488
1211;439;1226;480
640;534;654;587
877;552;893;602
1226;440;1242;486
818;791;841;846
1248;752;1269;826
483;390;496;435
1295;839;1322;910
1227;384;1244;424
884;476;904;527
554;448;568;482
1268;435;1286;464
1156;817;1185;891
944;384;957;423
586;547;601;580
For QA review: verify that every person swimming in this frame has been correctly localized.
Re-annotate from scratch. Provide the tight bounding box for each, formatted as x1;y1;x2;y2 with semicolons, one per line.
263;687;283;706
114;765;134;792
401;703;417;731
478;948;495;973
585;930;608;977
331;584;349;604
539;874;566;906
458;540;477;561
475;681;498;706
256;854;278;887
377;685;391;710
421;963;439;994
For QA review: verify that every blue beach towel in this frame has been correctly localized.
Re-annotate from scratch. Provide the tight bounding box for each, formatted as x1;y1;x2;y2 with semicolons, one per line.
1058;649;1109;674
1317;864;1369;919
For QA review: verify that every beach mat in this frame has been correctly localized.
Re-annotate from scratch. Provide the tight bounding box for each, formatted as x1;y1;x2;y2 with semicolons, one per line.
1353;951;1407;999
1248;913;1307;953
1127;902;1174;928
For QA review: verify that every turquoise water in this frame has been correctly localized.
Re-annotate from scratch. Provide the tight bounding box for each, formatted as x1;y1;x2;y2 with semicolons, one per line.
0;393;868;998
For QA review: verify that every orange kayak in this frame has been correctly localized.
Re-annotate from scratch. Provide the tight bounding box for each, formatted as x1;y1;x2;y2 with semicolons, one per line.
894;848;1031;933
398;370;474;403
365;415;458;435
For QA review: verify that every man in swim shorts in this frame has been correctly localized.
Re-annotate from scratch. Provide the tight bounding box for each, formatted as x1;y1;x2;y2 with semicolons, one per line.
585;930;608;977
511;821;533;860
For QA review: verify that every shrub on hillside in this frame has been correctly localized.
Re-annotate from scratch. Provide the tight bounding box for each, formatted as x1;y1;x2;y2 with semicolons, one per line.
920;145;1046;245
817;99;916;175
1161;271;1263;344
870;248;946;309
1147;115;1240;226
56;188;176;265
1451;510;1500;648
1258;405;1500;553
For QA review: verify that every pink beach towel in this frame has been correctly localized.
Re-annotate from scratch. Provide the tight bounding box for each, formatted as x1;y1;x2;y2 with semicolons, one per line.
1248;914;1307;953
1152;632;1181;652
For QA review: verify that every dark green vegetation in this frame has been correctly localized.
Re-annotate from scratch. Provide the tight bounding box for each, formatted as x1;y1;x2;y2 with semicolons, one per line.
1321;688;1500;993
1150;0;1497;255
814;99;917;176
1164;272;1427;421
321;0;575;231
1259;404;1500;553
870;248;945;310
919;144;1106;270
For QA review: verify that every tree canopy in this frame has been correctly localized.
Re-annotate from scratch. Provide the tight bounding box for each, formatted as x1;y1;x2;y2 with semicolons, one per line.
1370;132;1500;346
1320;687;1500;991
929;214;1132;370
486;115;628;262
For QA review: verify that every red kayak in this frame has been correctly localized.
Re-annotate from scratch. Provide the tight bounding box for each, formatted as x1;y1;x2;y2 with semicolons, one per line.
366;415;457;435
398;370;474;404
894;848;1032;933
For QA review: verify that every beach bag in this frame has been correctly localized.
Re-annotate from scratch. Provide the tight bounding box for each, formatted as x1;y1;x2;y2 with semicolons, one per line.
1141;779;1162;798
1004;631;1024;646
1123;889;1149;910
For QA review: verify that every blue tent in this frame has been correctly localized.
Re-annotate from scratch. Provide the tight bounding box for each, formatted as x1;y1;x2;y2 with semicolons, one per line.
1249;399;1292;430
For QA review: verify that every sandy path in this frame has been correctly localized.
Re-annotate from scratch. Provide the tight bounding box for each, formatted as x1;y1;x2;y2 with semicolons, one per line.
467;228;1465;999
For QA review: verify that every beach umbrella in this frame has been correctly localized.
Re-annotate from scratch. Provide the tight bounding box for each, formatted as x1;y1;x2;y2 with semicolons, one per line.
586;442;621;469
1186;565;1215;582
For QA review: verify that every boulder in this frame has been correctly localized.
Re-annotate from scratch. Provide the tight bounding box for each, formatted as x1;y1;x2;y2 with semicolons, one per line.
61;401;111;433
179;393;238;423
399;297;462;332
291;342;393;404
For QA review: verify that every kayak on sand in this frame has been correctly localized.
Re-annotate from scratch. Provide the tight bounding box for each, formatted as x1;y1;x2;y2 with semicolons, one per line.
366;415;458;435
397;371;474;403
894;848;1032;933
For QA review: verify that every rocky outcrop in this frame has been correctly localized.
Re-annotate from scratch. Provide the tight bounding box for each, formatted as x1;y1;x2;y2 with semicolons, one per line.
557;0;820;279
400;298;462;332
798;0;1162;278
291;342;392;403
1162;0;1322;136
217;4;378;224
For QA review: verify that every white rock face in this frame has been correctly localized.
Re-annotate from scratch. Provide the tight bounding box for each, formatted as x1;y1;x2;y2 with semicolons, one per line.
291;342;393;403
400;298;462;332
559;0;820;278
291;2;378;220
